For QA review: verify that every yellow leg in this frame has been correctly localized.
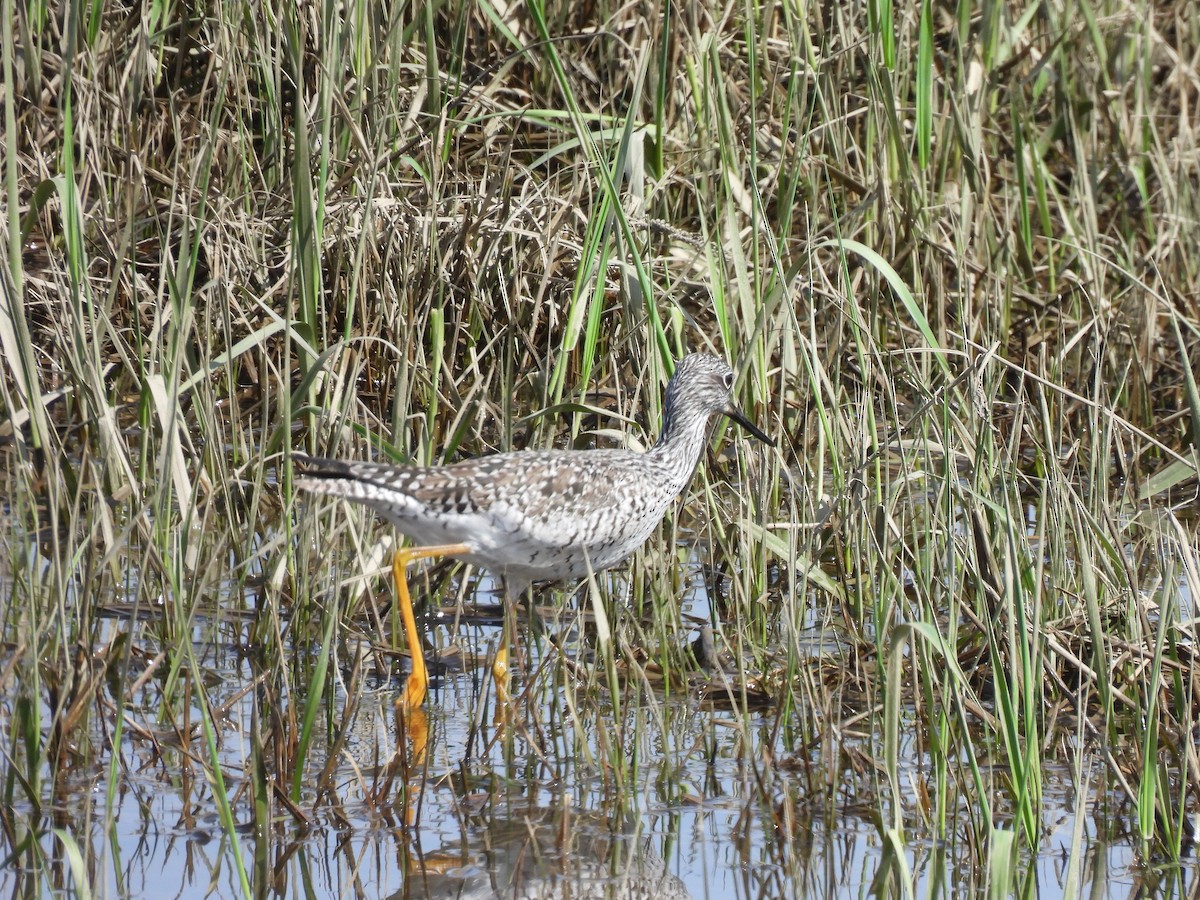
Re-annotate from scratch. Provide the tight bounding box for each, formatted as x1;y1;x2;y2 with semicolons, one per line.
492;625;511;705
491;597;520;708
392;542;472;713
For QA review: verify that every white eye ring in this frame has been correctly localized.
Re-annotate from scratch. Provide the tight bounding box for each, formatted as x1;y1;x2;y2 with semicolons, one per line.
723;373;734;389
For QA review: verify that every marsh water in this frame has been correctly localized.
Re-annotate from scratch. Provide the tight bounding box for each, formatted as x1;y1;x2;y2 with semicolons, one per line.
0;544;1168;899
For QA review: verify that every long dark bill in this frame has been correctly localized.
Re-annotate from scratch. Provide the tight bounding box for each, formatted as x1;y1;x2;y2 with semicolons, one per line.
725;406;775;446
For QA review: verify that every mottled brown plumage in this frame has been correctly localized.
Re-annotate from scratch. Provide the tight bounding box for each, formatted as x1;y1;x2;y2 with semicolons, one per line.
297;353;771;597
296;353;772;711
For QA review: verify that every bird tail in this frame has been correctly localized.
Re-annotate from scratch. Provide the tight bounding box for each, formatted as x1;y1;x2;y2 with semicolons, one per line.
293;454;403;503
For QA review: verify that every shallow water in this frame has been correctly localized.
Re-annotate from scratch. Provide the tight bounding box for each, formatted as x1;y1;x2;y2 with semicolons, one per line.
0;545;1176;900
0;682;1166;898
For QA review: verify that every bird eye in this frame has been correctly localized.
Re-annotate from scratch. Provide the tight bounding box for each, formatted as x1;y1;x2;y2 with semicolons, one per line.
723;373;734;389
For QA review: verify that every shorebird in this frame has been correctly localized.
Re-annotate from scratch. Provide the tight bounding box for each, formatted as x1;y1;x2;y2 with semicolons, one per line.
296;352;772;711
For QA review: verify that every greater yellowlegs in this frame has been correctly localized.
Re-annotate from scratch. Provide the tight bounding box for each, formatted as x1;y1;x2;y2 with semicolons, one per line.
296;352;772;711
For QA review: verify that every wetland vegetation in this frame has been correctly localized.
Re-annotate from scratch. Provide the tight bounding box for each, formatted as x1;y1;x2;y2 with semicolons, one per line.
4;0;1200;896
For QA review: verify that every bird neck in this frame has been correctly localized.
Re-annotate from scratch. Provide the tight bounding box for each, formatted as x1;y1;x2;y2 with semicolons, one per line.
649;397;710;478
